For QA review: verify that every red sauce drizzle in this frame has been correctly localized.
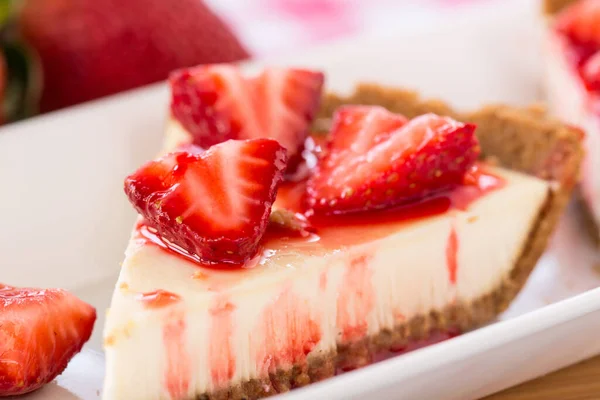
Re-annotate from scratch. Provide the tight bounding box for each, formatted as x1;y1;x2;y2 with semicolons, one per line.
278;165;504;231
162;312;191;399
446;226;459;285
336;254;375;342
319;271;328;292
137;290;181;309
137;224;249;270
209;295;236;387
252;286;322;375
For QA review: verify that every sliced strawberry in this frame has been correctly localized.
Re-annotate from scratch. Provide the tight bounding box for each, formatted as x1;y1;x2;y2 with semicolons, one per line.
307;106;479;214
125;139;288;265
169;65;324;169
582;50;600;91
0;284;96;396
326;106;408;153
556;0;600;47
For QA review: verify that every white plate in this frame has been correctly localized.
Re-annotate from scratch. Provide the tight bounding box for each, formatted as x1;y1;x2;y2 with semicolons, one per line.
2;0;600;399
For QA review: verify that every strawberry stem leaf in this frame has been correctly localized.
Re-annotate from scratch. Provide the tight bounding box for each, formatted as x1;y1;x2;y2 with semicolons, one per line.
0;0;13;28
2;40;41;121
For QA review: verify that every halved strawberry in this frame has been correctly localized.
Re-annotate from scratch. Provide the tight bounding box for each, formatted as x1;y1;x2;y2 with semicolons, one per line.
125;139;288;265
0;284;96;396
169;65;324;169
556;0;600;47
307;106;479;214
583;50;600;91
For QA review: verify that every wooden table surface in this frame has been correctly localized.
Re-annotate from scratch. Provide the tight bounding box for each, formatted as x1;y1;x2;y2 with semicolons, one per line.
484;355;600;399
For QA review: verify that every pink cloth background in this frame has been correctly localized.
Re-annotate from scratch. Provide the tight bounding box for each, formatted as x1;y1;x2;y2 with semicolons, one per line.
207;0;490;56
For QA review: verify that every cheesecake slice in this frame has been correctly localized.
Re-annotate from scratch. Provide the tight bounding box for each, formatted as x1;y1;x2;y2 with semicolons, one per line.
542;0;600;245
103;77;582;399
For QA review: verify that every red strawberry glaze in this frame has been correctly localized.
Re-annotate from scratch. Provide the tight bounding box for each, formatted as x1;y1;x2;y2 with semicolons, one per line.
209;296;236;387
136;223;256;270
252;286;322;375
336;254;375;342
136;290;181;309
162;311;192;399
273;164;504;248
319;271;328;292
446;226;459;285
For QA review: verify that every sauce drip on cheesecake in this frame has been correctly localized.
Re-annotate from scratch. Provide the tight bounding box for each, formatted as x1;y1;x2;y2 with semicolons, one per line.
336;254;375;343
275;163;505;247
209;296;236;386
136;290;181;309
253;286;322;374
446;226;459;285
162;311;191;398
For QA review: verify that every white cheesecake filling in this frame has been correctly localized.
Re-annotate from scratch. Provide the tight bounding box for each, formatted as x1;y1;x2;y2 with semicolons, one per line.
544;28;600;232
103;167;549;400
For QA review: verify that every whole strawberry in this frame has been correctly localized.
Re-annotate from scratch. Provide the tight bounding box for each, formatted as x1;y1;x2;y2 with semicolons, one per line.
18;0;250;112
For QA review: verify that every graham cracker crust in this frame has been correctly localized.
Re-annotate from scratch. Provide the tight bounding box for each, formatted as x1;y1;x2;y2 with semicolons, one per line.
197;84;584;400
543;0;578;15
576;190;600;247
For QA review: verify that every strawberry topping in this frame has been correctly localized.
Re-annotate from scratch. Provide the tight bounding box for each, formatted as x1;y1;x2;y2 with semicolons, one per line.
0;284;96;396
554;0;600;94
582;50;600;91
169;65;324;169
556;0;600;48
307;106;479;214
124;139;288;265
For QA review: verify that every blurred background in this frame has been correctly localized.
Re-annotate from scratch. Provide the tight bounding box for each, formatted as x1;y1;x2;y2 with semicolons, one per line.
0;0;492;124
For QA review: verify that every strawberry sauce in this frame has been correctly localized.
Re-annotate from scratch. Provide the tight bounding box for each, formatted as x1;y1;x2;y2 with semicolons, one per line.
136;290;181;309
137;224;251;269
209;296;236;387
279;165;504;225
252;287;322;375
446;226;459;285
162;312;191;399
336;254;375;342
273;165;504;249
319;271;328;292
